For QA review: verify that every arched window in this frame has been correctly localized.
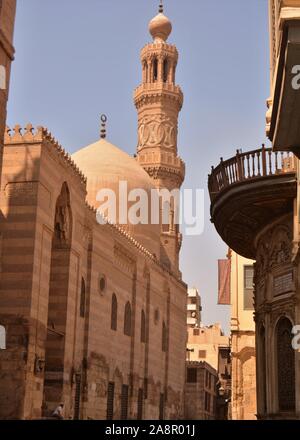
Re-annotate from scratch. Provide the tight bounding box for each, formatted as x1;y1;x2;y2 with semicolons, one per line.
111;294;118;331
143;61;148;83
124;302;132;336
141;310;146;343
163;58;168;83
0;325;6;350
80;277;86;318
276;317;295;412
162;321;168;352
153;58;158;82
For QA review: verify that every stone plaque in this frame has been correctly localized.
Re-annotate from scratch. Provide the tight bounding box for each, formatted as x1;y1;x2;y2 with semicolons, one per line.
274;272;293;296
5;181;37;199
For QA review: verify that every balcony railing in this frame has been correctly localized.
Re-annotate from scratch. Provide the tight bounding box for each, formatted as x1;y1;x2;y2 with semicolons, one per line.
208;145;296;201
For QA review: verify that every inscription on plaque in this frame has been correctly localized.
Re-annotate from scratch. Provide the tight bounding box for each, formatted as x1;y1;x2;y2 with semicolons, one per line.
5;181;37;199
274;272;293;296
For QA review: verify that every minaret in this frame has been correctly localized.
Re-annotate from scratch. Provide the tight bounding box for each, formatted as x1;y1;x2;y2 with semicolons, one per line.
134;2;185;274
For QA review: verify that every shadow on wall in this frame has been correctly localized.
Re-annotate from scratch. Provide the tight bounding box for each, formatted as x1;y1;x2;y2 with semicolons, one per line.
0;155;41;419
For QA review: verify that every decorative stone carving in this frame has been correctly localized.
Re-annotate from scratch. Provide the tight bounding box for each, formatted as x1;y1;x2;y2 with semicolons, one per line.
142;164;184;185
55;206;71;243
255;240;269;281
255;221;294;315
273;271;293;296
254;238;270;304
269;225;292;269
270;302;295;327
256;223;292;277
5;181;37;199
138;115;177;150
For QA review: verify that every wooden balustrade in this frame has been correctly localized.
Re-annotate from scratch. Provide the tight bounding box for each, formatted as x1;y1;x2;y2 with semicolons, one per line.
208;146;296;201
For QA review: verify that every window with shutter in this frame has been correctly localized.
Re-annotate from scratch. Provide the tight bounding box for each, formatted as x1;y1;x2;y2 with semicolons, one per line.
106;382;115;420
121;384;129;420
244;265;254;310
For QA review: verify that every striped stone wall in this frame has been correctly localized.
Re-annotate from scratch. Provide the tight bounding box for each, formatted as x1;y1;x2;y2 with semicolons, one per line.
0;127;187;419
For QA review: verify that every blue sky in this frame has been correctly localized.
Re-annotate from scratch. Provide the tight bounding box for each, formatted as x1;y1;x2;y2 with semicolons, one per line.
8;0;270;333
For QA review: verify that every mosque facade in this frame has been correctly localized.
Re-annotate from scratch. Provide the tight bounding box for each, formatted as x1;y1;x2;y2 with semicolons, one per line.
0;5;188;420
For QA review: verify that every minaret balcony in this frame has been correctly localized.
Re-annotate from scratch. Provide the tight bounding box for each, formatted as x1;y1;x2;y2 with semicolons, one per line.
208;146;296;259
134;82;183;108
141;42;178;57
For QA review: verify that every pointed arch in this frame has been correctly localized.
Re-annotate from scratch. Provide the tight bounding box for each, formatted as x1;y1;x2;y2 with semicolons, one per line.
124;302;132;336
142;60;148;83
111;294;118;331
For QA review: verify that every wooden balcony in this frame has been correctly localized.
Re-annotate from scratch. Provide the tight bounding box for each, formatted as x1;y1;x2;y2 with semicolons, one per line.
208;146;297;259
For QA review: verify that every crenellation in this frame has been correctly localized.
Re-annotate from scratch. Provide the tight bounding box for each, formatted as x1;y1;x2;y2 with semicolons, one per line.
5;124;88;187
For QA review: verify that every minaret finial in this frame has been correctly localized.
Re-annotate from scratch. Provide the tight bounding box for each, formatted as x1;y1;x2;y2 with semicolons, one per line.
159;0;163;13
100;114;107;139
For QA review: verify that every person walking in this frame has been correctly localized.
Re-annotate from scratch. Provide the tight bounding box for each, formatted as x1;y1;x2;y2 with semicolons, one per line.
51;403;64;420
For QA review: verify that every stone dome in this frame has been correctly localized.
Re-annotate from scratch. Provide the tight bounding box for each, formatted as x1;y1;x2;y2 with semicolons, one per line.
72;139;160;256
149;12;172;42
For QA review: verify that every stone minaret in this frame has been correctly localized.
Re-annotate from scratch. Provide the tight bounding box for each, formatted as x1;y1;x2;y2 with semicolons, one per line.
134;3;185;274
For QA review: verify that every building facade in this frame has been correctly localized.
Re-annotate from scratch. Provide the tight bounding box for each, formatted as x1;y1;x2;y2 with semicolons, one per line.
185;361;217;420
186;322;231;419
187;323;229;371
0;0;16;367
230;251;256;420
0;5;188;420
187;287;202;328
0;0;16;155
208;0;300;420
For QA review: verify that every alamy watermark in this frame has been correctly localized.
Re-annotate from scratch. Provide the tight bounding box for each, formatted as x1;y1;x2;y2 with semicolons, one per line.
95;182;204;236
0;65;6;90
292;325;300;350
291;65;300;90
0;326;6;350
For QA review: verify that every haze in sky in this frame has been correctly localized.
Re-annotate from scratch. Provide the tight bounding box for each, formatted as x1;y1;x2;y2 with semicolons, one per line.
7;0;270;334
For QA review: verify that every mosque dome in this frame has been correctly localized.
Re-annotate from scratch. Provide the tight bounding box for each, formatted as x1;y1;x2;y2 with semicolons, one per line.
149;12;172;42
72;138;160;256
